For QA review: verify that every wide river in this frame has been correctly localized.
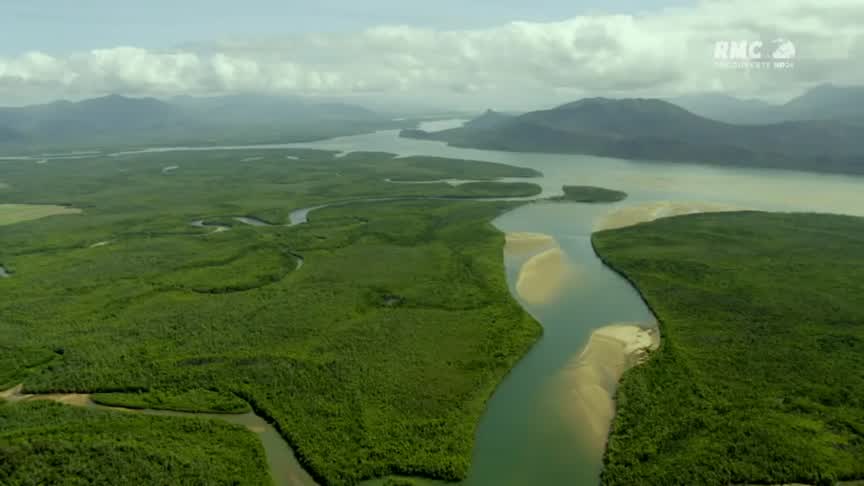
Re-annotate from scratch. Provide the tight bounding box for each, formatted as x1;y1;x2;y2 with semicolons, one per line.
286;120;864;486
16;121;864;485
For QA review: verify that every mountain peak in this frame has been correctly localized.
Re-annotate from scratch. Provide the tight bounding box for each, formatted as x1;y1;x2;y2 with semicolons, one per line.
463;109;513;130
554;97;685;112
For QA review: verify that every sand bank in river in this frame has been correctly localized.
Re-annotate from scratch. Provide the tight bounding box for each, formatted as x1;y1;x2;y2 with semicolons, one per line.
553;323;660;459
515;247;576;305
596;201;739;231
505;232;558;257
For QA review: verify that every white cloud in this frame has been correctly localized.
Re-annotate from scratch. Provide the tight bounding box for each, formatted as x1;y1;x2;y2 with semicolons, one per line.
1;0;862;108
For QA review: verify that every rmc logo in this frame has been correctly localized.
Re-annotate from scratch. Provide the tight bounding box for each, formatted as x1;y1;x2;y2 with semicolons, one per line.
714;39;796;69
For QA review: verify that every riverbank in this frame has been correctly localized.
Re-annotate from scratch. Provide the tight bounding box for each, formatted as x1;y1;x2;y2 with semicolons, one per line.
504;226;660;475
595;201;738;231
554;324;659;460
594;212;864;485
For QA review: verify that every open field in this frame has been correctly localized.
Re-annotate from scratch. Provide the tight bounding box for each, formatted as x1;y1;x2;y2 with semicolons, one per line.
593;212;864;486
0;204;81;226
0;150;542;484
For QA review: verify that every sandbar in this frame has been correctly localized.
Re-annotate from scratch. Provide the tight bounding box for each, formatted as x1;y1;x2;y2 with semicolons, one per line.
596;201;739;231
505;232;558;257
553;323;660;458
515;247;575;305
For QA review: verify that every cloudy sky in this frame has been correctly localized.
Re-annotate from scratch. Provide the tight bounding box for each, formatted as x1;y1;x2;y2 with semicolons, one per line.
2;0;862;109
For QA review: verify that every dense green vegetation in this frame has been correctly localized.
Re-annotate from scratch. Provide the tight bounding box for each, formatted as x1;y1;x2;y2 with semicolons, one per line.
593;212;864;485
0;346;59;390
0;401;270;485
0;149;542;484
553;185;627;203
403;98;864;175
451;181;541;197
92;389;251;414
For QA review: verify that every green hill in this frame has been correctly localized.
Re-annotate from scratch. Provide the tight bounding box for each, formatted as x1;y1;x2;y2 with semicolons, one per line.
0;94;403;149
670;84;864;124
402;97;864;175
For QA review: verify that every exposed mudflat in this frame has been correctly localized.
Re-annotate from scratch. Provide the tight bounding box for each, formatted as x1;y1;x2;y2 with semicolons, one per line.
551;323;659;459
595;201;739;231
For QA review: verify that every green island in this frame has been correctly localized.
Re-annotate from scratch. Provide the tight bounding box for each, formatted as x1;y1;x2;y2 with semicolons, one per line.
0;150;542;485
91;389;252;414
593;212;864;486
552;185;628;203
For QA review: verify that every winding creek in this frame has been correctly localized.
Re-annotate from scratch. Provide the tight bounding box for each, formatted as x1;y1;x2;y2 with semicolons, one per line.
0;386;316;486
5;120;864;485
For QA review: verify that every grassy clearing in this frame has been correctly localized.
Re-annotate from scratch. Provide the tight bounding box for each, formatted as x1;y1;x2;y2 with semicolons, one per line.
0;204;81;226
0;150;542;484
0;401;270;485
593;212;864;486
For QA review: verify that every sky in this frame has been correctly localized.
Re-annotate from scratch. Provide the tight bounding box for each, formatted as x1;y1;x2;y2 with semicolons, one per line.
2;0;863;108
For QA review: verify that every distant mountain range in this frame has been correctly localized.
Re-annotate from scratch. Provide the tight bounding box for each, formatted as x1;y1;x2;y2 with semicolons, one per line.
0;94;401;148
668;84;864;124
402;94;864;175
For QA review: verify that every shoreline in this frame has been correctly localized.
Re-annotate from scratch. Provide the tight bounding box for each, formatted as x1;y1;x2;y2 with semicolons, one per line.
505;228;661;466
594;201;739;231
554;323;660;460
